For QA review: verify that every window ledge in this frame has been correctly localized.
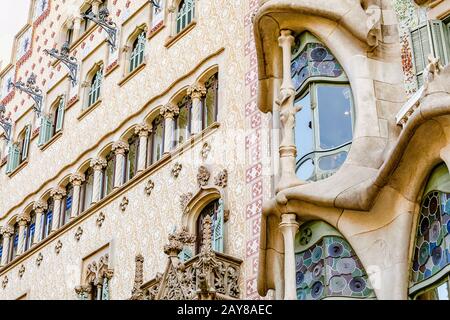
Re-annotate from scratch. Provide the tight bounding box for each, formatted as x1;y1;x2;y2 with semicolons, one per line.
66;95;79;110
7;160;28;178
105;60;119;77
118;63;146;87
78;99;102;121
39;131;63;152
148;22;165;40
164;21;197;49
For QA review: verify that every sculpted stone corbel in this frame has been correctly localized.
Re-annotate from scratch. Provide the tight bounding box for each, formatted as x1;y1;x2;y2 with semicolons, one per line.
362;0;382;47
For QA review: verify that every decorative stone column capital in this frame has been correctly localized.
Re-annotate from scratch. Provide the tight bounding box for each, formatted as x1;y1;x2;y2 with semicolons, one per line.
278;29;295;48
90;158;107;171
160;103;179;119
279;213;299;231
112;141;129;155
1;226;14;237
50;187;67;200
187;84;206;100
17;214;30;226
33;200;48;213
70;173;85;186
135;123;151;137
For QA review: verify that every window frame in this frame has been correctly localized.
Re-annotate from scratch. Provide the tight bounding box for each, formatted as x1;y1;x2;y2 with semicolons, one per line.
176;0;195;34
129;31;146;73
201;73;219;130
101;152;116;199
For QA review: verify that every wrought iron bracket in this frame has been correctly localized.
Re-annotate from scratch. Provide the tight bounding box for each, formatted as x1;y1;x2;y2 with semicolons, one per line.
0;105;12;142
149;0;161;9
9;73;43;117
44;42;78;86
82;8;118;50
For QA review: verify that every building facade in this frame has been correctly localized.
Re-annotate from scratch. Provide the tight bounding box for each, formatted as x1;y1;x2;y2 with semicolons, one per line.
0;0;449;301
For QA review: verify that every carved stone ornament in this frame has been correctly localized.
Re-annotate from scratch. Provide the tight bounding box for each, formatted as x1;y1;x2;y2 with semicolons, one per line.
75;226;83;241
112;141;129;155
163;227;196;257
197;166;211;187
187;84;206;100
2;276;8;289
55;240;63;254
120;196;129;211
200;142;211;160
171;162;183;178
214;169;228;188
69;173;85;186
96;212;106;227
1;226;14;237
145;179;155;196
135;123;150;137
18;264;26;278
33;200;48;213
90;158;107;170
180;192;193;212
85;254;114;285
50;187;66;200
131;254;145;300
36;252;44;266
160;103;179;119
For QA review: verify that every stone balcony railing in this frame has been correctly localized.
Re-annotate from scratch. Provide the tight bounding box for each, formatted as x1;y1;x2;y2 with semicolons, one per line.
130;216;242;300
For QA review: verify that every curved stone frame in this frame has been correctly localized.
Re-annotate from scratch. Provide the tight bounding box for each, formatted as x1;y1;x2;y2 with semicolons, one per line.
121;24;148;77
82;61;104;110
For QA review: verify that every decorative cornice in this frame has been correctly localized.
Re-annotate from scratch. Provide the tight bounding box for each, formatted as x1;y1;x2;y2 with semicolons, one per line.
112;141;129;155
160;103;179;119
69;173;85;186
90;158;107;170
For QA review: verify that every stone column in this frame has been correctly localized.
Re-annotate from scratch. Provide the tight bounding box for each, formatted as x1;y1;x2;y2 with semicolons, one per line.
1;227;13;266
73;16;82;39
70;173;85;219
279;213;299;300
187;84;206;135
168;3;177;36
135;123;151;173
160;103;179;153
50;188;66;233
92;0;102;15
277;29;303;191
17;215;29;255
90;158;107;204
112;141;129;189
33;201;48;244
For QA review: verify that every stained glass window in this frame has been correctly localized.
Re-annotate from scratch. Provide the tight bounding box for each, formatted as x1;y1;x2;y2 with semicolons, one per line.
410;163;450;299
295;221;376;300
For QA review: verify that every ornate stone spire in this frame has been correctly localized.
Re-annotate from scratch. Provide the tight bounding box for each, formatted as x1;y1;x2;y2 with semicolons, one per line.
131;254;145;300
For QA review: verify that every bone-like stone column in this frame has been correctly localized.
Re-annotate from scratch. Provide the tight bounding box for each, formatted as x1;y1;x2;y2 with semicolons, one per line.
90;158;107;204
279;213;299;300
50;188;66;233
69;173;85;219
135;123;151;172
160;103;179;153
277;29;303;191
33;201;48;244
112;141;129;189
187;84;206;135
0;227;13;266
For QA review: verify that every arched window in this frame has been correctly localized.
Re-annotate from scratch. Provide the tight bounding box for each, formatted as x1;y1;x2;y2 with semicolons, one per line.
195;199;224;254
87;66;103;108
66;27;74;45
41;198;54;240
8;223;19;262
202;73;219;130
124;135;139;183
80;168;94;212
60;183;73;227
175;96;192;147
292;32;354;182
6;125;31;173
38;97;65;147
147;116;164;166
24;211;36;252
295;221;376;300
101;152;115;198
129;31;146;73
176;0;195;33
410;163;450;300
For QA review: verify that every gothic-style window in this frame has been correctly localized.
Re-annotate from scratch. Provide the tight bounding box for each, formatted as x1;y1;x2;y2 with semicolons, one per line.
175;96;191;147
24;212;36;252
295;221;376;300
147;116;164;166
124;135;139;183
42;198;54;240
176;0;195;34
76;254;113;300
61;184;73;227
6;125;30;174
39;97;65;147
292;32;353;182
201;73;219;130
9;223;19;262
195;199;225;254
87;67;103;108
410;163;450;300
80;168;94;212
101;152;115;198
129;31;146;73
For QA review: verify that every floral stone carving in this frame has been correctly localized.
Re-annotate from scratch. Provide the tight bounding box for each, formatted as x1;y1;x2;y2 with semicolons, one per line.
197;166;211;187
96;212;106;227
75;226;83;241
55;240;63;254
19;264;26;278
145;179;155;196
120;196;129;211
214;169;228;188
36;252;44;266
172;162;183;178
180;192;193;212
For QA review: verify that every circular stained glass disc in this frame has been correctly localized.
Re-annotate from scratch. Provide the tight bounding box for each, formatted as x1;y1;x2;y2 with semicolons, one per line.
312;264;322;279
310;47;327;62
431;246;442;265
445;199;450;214
418;242;430;266
328;242;344;258
329;276;347;293
311;281;324;299
336;257;356;274
419;217;430;236
349;277;366;293
429;195;438;215
429;221;441;243
296;272;305;285
312;246;322;263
